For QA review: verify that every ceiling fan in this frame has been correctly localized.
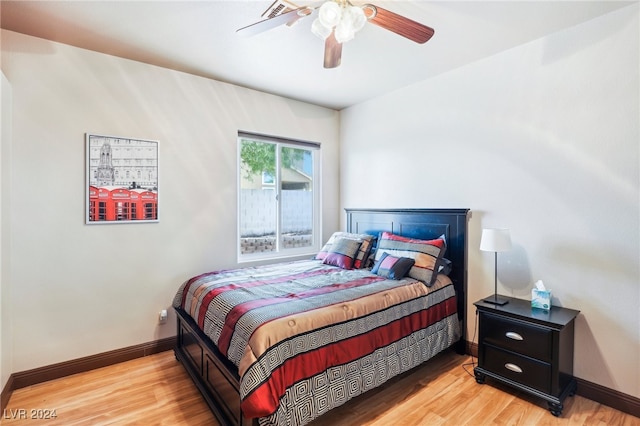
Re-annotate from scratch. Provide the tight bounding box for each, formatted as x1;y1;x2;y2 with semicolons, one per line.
236;0;435;69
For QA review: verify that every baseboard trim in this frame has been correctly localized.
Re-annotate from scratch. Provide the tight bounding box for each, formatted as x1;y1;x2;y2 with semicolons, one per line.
3;337;640;419
1;336;176;412
1;374;14;414
463;340;640;418
467;340;478;358
576;377;640;418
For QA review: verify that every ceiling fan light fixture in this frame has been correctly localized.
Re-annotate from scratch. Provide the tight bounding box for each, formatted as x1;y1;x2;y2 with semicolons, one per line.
315;1;366;44
344;5;366;32
334;20;355;43
318;1;342;28
311;18;332;40
334;5;365;42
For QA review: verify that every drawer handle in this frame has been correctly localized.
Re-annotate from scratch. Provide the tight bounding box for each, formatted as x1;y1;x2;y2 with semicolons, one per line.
505;363;523;373
505;331;523;341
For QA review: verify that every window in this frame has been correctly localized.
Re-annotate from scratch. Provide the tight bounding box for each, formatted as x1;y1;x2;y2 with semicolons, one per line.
238;131;320;261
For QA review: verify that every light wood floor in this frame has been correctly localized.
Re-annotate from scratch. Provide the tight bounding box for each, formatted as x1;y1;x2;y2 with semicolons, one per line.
3;350;638;425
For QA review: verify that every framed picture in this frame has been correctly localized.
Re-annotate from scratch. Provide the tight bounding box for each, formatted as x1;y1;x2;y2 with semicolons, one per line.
85;133;159;224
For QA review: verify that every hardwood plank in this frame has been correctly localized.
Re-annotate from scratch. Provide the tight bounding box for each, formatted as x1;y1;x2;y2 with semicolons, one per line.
3;350;638;425
3;351;218;426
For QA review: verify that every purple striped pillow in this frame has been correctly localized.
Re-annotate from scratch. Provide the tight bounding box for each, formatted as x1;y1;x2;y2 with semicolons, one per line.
316;231;374;269
321;237;363;270
371;252;415;280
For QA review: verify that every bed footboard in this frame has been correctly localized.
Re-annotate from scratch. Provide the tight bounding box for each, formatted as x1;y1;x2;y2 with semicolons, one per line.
174;307;256;426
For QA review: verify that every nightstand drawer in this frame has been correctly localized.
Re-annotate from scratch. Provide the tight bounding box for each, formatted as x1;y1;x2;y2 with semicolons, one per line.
482;313;552;361
484;344;551;394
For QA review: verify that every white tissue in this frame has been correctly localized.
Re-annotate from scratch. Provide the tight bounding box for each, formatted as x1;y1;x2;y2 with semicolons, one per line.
532;280;551;310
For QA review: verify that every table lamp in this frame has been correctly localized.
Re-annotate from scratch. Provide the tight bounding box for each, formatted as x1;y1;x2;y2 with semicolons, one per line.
480;228;512;305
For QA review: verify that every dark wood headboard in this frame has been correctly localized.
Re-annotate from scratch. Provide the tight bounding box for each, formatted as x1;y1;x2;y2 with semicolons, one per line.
345;208;470;354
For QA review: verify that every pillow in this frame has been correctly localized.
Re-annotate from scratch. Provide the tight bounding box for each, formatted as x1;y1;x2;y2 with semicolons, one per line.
316;231;375;269
363;231;383;269
374;231;446;286
371;252;415;280
322;237;363;270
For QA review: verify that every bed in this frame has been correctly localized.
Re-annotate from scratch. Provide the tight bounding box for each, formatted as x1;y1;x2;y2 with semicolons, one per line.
173;208;470;426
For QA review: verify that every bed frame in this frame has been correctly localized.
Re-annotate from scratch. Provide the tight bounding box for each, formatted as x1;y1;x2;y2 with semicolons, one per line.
174;208;470;426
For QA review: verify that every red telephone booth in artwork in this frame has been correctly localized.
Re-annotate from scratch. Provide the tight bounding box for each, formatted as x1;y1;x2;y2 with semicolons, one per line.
88;186;110;222
129;190;141;220
89;186;156;222
139;190;158;220
108;188;132;221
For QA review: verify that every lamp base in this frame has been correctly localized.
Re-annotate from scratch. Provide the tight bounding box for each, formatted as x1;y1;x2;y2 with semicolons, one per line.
483;295;509;305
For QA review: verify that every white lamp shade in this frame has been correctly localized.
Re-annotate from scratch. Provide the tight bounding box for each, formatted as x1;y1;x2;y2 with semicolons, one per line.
334;20;355;43
344;5;366;32
480;228;512;252
318;1;342;28
311;18;332;40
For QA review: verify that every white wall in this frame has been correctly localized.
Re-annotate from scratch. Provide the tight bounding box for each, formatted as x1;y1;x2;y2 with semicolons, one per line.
341;5;639;398
1;71;12;391
0;30;340;372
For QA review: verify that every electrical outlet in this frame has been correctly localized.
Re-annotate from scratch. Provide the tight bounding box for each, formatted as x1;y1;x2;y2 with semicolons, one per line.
159;309;168;324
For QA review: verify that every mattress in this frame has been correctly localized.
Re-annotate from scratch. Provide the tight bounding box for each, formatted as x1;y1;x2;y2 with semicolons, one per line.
173;259;460;425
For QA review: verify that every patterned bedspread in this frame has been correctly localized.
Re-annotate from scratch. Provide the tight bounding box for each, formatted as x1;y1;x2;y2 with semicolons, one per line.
172;259;460;425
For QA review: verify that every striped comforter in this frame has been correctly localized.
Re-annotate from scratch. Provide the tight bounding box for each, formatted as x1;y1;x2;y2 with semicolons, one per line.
173;259;460;425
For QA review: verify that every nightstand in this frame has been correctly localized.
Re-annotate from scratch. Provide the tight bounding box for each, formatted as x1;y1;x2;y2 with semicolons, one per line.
473;296;580;416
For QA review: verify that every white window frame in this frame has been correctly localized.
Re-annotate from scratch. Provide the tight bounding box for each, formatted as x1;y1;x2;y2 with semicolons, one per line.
237;131;321;263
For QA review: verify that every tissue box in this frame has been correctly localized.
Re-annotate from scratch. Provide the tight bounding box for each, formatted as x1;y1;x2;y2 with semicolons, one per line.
531;289;552;310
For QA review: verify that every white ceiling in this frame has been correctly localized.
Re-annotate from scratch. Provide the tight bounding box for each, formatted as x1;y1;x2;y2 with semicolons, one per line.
0;1;632;110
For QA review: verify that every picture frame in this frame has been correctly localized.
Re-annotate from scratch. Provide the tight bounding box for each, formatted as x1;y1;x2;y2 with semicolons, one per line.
85;133;159;224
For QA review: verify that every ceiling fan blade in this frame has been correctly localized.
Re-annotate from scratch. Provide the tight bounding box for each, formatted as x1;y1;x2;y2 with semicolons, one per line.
363;4;434;44
237;7;313;37
323;31;342;69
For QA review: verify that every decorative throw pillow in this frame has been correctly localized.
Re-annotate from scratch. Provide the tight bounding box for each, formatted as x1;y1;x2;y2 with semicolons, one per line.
371;252;415;280
316;231;375;269
322;237;363;270
374;231;446;286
